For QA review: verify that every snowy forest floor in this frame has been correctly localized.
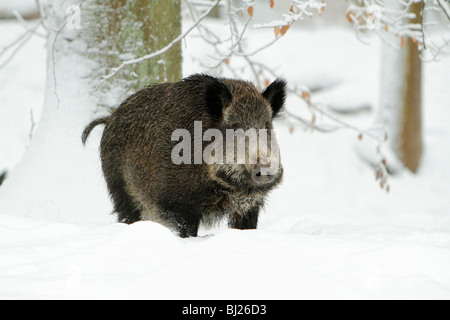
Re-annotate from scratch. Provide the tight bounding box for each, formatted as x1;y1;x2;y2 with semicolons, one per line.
1;17;450;299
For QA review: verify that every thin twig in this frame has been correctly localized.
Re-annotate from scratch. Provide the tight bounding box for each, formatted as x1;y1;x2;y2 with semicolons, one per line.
421;0;427;50
0;31;34;71
0;20;42;59
437;0;450;21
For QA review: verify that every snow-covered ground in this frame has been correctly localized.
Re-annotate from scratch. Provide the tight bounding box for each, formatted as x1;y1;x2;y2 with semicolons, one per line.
0;12;450;299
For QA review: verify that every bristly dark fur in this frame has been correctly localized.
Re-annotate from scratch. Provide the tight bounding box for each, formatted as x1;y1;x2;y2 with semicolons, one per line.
82;74;286;237
191;74;232;122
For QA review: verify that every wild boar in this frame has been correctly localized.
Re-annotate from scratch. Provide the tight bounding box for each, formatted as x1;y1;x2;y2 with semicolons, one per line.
82;74;286;237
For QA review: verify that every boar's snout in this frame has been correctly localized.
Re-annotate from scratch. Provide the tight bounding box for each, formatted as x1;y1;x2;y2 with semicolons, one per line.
250;161;277;185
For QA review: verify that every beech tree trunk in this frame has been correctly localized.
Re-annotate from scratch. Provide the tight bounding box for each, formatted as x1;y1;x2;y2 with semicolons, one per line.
0;0;182;223
85;0;182;107
378;1;423;173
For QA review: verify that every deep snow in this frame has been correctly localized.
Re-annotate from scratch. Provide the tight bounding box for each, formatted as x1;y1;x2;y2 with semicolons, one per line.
0;5;450;299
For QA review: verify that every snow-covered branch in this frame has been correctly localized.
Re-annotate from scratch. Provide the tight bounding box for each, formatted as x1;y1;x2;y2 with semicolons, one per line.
253;0;326;29
250;0;448;58
0;9;44;71
347;0;450;58
184;0;288;89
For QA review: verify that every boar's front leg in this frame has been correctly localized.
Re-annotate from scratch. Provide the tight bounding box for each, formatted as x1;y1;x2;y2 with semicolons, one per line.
229;206;260;230
177;215;201;238
160;202;201;238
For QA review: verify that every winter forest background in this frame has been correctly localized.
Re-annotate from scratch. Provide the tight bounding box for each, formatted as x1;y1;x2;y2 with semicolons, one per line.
0;0;449;299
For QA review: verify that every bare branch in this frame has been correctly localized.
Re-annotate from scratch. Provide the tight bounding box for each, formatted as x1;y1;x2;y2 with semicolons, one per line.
437;0;450;21
346;0;449;57
0;18;43;62
0;25;38;71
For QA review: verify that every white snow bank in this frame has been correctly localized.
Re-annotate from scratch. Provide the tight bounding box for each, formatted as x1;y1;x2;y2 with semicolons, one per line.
1;215;449;299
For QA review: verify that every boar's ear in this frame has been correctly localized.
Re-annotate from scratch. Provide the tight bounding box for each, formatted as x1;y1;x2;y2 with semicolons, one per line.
204;76;232;121
262;78;287;118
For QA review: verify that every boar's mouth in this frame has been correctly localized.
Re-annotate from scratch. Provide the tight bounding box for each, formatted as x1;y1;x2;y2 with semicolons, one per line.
214;164;283;194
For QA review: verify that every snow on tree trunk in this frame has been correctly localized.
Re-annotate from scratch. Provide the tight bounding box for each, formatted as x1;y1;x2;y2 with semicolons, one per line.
378;1;423;173
85;0;182;108
0;0;182;223
0;0;110;223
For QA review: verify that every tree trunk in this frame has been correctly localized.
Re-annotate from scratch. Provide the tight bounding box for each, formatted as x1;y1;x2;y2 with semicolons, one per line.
378;1;423;173
0;0;182;223
85;0;182;108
